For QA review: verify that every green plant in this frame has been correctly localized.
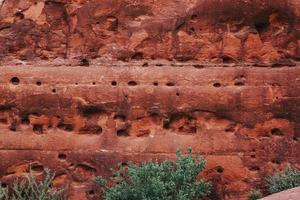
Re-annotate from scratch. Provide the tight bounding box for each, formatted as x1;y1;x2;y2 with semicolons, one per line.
266;165;300;194
96;147;211;200
248;190;262;200
0;168;64;200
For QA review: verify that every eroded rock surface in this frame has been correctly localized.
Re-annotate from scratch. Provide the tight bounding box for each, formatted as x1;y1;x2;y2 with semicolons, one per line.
0;65;299;199
0;0;299;64
0;0;300;200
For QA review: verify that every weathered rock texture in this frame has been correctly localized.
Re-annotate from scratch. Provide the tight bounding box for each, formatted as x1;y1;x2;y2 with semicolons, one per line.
0;0;299;64
261;187;300;200
0;0;300;200
0;65;300;200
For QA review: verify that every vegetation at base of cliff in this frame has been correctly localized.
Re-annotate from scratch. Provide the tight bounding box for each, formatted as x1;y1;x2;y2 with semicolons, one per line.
248;190;262;200
96;148;211;200
0;168;64;200
266;165;300;194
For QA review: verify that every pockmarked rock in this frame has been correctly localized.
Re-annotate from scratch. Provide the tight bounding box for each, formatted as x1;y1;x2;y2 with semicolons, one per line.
0;0;299;200
0;0;299;65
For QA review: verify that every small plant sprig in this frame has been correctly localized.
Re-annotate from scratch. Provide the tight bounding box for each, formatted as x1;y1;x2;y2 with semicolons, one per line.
0;168;64;200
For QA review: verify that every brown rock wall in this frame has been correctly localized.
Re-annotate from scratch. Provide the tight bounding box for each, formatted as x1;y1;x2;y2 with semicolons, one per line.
0;65;299;199
0;0;300;199
0;0;299;64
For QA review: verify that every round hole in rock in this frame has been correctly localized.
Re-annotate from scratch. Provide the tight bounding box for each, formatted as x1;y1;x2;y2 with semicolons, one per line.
213;82;221;88
254;18;269;33
92;82;96;85
97;126;103;134
31;164;44;173
176;92;180;96
111;81;117;86
271;159;281;164
225;127;235;132
225;123;236;132
75;83;78;85
11;77;20;85
128;81;137;86
87;190;95;196
15;11;24;19
272;83;281;87
58;123;74;132
142;62;148;67
52;89;56;93
271;128;283;136
216;166;224;173
36;81;42;86
222;56;234;63
193;64;204;69
58;153;67;160
234;80;245;86
166;82;175;86
131;52;143;60
21;114;30;125
188;27;195;35
81;58;89;66
153;82;159;86
0;118;7;124
117;129;129;137
163;118;170;129
9;124;17;132
249;166;260;171
64;125;74;132
33;124;43;134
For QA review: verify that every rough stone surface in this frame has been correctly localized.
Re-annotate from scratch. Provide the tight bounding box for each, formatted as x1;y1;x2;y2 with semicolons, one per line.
261;187;300;200
0;0;299;64
0;65;300;200
0;0;300;200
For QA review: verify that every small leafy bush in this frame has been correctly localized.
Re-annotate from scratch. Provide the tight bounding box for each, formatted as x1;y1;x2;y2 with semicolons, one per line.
96;148;211;200
248;190;262;200
0;168;64;200
266;165;300;194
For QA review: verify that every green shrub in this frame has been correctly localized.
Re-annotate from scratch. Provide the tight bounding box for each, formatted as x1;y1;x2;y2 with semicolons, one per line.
0;168;64;200
96;148;211;200
248;190;262;200
266;165;300;194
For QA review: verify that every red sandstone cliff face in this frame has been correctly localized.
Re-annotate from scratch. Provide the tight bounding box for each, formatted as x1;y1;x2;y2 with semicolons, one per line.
0;0;299;64
0;66;299;200
0;1;300;200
